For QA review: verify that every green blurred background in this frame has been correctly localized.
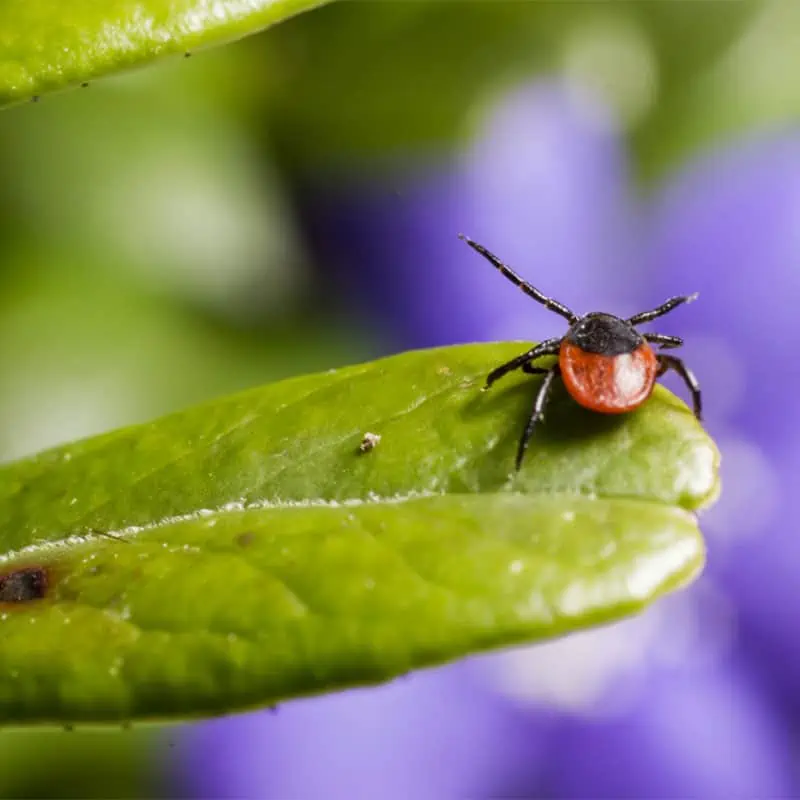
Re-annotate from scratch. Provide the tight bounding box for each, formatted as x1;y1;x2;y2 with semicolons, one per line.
1;1;799;795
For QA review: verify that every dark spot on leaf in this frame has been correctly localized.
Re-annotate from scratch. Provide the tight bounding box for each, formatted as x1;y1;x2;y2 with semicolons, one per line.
0;566;49;603
64;723;74;732
236;531;256;548
31;95;40;103
184;51;192;58
80;82;89;88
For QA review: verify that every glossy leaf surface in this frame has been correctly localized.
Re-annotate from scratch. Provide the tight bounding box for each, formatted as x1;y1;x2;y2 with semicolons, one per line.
0;0;331;107
0;343;718;725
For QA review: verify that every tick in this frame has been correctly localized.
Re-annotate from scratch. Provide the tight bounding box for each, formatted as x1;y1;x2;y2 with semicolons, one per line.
460;234;702;471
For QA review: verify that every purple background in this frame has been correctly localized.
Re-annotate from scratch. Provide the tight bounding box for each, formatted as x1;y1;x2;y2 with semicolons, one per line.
173;82;800;797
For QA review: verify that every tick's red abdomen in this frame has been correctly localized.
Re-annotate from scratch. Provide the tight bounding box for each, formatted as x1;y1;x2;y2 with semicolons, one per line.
559;341;658;414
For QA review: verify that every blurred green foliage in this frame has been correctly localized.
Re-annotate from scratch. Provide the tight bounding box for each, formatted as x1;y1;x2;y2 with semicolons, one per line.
260;1;759;164
0;53;372;461
0;728;160;798
0;0;796;795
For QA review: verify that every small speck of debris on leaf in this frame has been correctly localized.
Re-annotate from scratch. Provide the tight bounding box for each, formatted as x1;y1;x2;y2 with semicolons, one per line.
359;432;381;453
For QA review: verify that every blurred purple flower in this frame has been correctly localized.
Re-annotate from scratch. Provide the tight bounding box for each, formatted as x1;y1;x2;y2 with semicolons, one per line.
177;84;800;797
296;84;643;350
176;662;549;800
539;657;795;799
649;134;800;712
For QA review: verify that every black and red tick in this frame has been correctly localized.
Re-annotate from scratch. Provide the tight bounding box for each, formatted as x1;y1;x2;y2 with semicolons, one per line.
460;234;702;471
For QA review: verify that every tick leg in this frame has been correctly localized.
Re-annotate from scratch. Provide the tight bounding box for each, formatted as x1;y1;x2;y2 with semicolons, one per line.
658;354;702;420
516;367;559;471
459;235;577;323
522;363;549;375
485;337;562;390
628;293;699;326
645;333;683;349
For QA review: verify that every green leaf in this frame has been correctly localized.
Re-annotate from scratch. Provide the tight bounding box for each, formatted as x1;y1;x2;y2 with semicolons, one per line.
0;0;333;108
0;343;718;726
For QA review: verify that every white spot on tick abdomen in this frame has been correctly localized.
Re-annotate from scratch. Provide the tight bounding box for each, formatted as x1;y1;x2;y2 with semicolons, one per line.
613;352;648;397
